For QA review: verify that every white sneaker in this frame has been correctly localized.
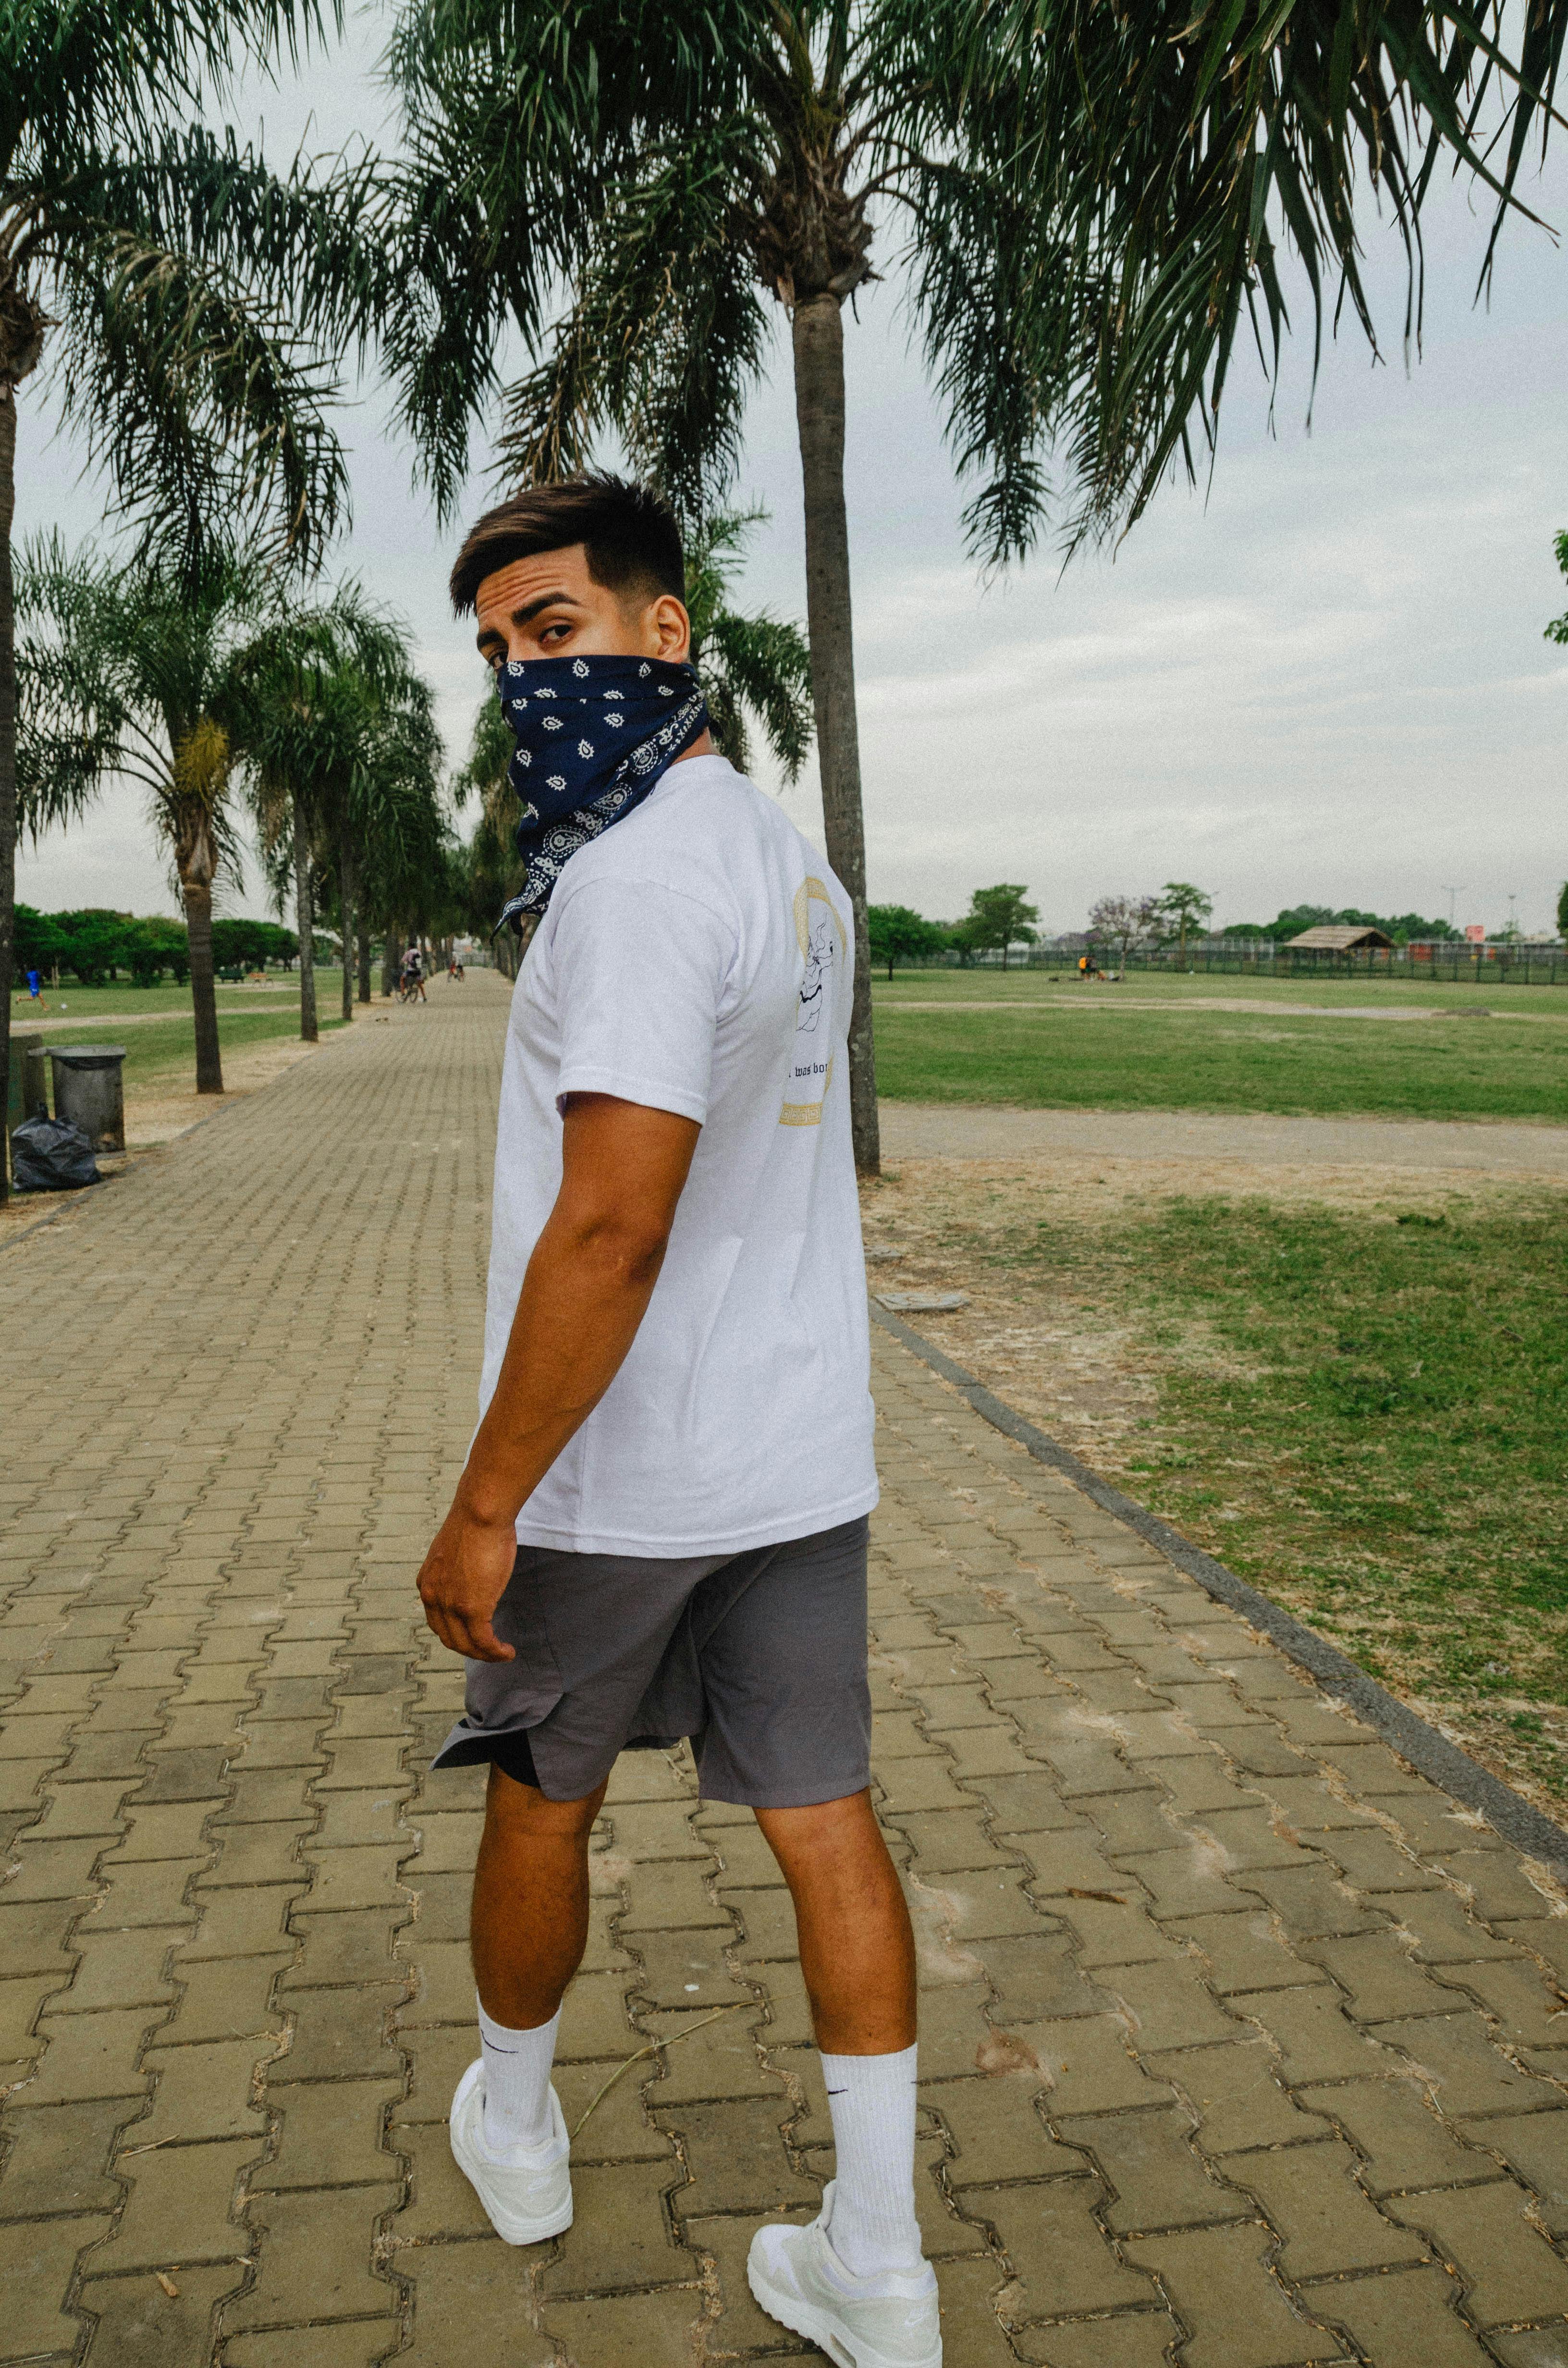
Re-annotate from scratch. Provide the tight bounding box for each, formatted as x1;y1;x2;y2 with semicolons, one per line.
746;2182;941;2368
449;2057;573;2245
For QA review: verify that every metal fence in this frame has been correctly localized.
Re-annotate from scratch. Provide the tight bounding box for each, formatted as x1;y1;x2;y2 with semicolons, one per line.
882;941;1568;987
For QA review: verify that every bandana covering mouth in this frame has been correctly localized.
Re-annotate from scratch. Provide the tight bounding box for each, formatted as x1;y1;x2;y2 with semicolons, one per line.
493;654;709;931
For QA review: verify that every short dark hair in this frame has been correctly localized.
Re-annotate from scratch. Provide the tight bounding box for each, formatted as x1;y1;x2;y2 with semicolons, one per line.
449;472;686;616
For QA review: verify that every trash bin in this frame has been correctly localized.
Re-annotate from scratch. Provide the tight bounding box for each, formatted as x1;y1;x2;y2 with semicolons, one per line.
6;1032;48;1139
49;1045;127;1152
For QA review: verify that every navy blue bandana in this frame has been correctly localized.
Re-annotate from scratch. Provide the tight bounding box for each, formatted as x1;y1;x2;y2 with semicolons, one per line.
493;654;709;930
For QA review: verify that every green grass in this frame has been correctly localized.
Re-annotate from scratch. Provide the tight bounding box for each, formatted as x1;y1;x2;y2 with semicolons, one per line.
982;1193;1568;1798
871;984;1568;1120
37;995;348;1092
11;976;310;1025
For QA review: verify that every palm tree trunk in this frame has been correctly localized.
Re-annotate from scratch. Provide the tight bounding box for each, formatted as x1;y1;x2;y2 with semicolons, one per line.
791;291;879;1177
382;929;398;998
339;827;355;1025
357;925;371;1004
295;808;318;1043
183;877;224;1092
0;382;18;1204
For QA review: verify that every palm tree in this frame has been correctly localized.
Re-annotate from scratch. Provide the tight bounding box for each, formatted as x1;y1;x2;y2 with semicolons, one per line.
233;590;445;1041
382;0;1561;1173
16;542;267;1092
0;0;385;1193
685;510;814;784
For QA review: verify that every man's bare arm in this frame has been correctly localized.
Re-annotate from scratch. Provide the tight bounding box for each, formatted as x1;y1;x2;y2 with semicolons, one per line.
417;1093;700;1661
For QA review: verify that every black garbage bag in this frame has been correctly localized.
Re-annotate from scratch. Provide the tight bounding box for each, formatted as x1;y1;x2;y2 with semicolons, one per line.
11;1115;102;1192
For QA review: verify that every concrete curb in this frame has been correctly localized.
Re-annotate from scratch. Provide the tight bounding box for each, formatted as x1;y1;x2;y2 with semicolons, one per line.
871;1302;1568;1883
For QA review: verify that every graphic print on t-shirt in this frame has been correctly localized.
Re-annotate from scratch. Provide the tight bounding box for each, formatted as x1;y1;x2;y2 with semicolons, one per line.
780;876;845;1126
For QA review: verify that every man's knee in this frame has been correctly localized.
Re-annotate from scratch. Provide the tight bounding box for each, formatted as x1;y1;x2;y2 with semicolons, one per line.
753;1788;883;1879
482;1761;607;1847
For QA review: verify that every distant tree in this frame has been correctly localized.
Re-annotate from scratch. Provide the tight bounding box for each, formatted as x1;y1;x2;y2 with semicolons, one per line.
125;916;190;985
1089;893;1162;970
867;903;947;980
956;884;1041;971
13;903;66;977
1558;880;1568;940
1157;882;1213;964
1269;903;1337;939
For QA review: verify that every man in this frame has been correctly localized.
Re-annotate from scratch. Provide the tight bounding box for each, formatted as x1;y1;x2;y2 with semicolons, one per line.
401;942;427;1003
416;473;940;2367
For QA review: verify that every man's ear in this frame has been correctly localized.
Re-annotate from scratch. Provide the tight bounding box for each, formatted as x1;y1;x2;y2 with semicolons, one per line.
650;594;692;662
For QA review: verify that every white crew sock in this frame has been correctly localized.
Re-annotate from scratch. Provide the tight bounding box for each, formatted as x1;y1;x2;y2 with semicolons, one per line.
477;1995;562;2159
820;2043;924;2278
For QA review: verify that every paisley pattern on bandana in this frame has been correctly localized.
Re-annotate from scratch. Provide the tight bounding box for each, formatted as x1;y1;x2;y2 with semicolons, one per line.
492;654;709;931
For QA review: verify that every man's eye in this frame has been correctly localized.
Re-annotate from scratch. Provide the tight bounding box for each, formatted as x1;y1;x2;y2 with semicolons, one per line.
541;622;572;643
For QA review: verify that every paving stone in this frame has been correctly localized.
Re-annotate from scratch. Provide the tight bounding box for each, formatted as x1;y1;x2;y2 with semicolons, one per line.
983;2177;1159;2316
1231;1985;1400;2086
637;2005;776;2104
1223;2138;1430;2274
48;1925;187;2016
928;2073;1079;2185
1155;2038;1330;2153
222;2322;402;2368
0;2212;110;2361
1008;2306;1188;2368
160;1954;291;2047
1307;2263;1495;2367
539;2156;698;2297
279;1905;407;1986
1058;2103;1254;2232
541;2285;707;2368
268;1981;405;2083
964;1772;1095;1835
1464;2111;1568;2234
226;2183;403;2327
1176;1910;1333;1997
249;2075;403;2188
77;2262;250;2368
15;2006;162;2106
0;2097;140;2218
178;1884;307;1961
133;2035;273;2144
1434;1957;1568;2049
1383;2182;1568;2324
92;2135;259;2271
1122;2222;1346;2367
657;2094;819;2215
1378;1888;1526;1964
1370;2013;1561;2116
1109;1961;1240;2051
1296;2075;1501;2195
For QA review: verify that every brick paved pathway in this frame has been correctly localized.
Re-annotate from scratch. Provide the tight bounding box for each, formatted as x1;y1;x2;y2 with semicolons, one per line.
3;978;1567;2368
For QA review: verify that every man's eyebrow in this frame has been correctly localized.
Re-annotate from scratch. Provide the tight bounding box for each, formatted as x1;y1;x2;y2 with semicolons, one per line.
475;589;583;651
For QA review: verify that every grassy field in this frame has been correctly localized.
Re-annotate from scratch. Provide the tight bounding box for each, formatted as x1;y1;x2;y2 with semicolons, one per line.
871;970;1568;1120
866;1165;1568;1807
20;974;350;1094
11;975;303;1024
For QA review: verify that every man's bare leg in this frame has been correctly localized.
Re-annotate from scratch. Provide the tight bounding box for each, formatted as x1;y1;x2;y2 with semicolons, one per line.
754;1789;926;2285
470;1763;608;2025
754;1789;916;2051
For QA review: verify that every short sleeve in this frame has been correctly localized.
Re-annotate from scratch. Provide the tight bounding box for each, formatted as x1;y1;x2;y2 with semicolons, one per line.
548;873;735;1123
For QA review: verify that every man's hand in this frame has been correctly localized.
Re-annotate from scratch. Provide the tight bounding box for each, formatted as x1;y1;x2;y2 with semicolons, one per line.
416;1497;519;1663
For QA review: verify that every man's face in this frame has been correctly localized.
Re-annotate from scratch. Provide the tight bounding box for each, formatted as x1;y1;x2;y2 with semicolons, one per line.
473;543;691;673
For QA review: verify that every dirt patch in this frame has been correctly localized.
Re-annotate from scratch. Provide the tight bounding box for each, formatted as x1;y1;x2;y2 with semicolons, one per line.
858;1153;1523;1469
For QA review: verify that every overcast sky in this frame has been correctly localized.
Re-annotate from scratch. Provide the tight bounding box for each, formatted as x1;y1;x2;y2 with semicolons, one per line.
15;16;1568;938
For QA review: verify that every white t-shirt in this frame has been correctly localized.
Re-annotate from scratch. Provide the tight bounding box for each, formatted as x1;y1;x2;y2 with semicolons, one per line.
481;751;878;1555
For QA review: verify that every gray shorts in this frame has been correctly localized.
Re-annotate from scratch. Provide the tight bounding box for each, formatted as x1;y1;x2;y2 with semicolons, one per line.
430;1516;870;1807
